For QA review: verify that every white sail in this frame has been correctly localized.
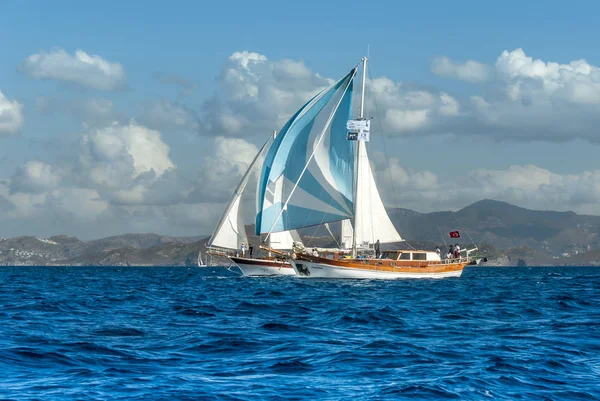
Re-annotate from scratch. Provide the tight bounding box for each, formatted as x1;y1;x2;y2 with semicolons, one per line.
208;195;246;250
354;140;402;246
269;230;301;250
341;219;353;250
208;139;272;251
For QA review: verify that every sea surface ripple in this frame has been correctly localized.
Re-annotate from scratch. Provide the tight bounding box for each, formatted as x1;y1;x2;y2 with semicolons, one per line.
1;265;599;400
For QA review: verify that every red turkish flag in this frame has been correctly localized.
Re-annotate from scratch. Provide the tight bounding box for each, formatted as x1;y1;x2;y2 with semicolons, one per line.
449;230;460;238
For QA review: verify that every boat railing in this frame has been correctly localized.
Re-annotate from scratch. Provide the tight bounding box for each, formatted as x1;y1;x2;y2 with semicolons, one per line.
439;256;470;264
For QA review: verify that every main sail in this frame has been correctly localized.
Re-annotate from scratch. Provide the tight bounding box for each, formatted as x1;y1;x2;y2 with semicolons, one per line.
354;140;402;245
208;138;272;250
256;69;357;235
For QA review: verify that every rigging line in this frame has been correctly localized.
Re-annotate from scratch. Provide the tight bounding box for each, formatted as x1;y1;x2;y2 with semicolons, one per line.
437;226;448;248
324;223;342;248
301;145;352;247
368;66;412;250
367;66;399;211
451;211;478;248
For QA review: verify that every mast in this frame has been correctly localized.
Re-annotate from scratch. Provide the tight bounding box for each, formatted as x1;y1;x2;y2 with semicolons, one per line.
351;56;368;258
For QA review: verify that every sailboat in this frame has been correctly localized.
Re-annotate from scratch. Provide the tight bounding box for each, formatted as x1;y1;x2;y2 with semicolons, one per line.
256;57;474;279
197;251;207;267
204;132;298;276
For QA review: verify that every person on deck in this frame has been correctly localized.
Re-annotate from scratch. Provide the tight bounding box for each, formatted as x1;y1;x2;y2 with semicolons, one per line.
249;244;253;258
375;239;381;258
241;243;246;257
436;247;441;257
312;248;319;257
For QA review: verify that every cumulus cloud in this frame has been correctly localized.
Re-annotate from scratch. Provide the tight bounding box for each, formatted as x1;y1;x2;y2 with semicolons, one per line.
374;158;600;215
19;48;126;91
431;56;491;83
141;49;600;142
77;122;175;202
495;48;600;105
368;77;460;134
7;49;600;239
189;136;261;203
424;48;600;141
0;126;262;238
45;187;109;221
0;90;24;135
203;51;332;136
10;161;63;194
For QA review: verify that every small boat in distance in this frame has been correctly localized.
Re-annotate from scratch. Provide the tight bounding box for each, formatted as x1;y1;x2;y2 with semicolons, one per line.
197;251;207;267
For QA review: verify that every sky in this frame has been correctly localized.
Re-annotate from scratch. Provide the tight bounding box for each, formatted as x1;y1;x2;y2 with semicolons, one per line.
2;0;600;239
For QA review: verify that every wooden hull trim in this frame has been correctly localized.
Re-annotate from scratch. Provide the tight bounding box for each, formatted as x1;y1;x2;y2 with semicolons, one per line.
290;255;467;279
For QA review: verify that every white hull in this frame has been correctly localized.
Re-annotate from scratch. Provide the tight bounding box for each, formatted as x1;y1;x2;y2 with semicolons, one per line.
231;257;296;276
290;259;463;279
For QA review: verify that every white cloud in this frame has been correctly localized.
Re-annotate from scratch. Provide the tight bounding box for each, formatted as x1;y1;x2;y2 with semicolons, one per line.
431;56;491;83
19;48;126;91
384;109;430;131
45;187;109;221
374;158;600;215
368;77;461;134
6;49;600;239
423;48;600;141
10;161;63;194
496;48;600;105
204;50;332;136
214;136;260;172
0;90;24;135
79;122;175;190
188;136;261;203
0;130;262;238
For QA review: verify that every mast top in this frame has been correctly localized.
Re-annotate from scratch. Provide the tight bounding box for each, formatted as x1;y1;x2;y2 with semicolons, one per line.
359;57;368;121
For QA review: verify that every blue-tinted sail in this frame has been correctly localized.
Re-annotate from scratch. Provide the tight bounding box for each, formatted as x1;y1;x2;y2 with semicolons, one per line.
256;68;357;234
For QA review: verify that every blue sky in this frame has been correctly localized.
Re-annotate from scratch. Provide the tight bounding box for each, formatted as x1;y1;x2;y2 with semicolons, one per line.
1;0;600;239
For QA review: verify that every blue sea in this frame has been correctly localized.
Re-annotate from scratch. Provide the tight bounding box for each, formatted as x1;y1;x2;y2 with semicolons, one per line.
1;266;599;400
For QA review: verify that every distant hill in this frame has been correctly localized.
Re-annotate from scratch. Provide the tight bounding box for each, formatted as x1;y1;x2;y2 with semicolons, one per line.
0;234;209;266
3;199;600;266
388;199;600;259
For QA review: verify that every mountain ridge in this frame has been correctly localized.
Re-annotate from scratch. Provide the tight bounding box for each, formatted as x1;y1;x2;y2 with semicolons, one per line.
3;200;600;266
